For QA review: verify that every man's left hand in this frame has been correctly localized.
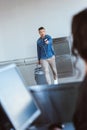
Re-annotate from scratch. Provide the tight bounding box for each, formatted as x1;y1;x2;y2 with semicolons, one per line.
44;39;49;44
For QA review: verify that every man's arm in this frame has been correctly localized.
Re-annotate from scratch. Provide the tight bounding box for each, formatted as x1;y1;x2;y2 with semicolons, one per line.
44;35;53;44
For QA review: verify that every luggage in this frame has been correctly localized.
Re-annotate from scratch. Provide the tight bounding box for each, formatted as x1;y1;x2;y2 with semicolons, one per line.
34;65;47;85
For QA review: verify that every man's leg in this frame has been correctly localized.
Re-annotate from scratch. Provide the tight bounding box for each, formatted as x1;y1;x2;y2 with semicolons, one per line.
40;59;51;84
48;56;58;84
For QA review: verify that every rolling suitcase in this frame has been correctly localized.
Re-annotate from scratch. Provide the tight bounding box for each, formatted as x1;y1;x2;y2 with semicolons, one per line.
34;65;47;85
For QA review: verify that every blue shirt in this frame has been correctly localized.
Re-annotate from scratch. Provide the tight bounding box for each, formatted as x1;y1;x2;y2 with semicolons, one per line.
37;35;55;60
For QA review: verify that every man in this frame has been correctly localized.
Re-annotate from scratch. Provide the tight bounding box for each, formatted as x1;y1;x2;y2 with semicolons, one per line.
37;27;58;84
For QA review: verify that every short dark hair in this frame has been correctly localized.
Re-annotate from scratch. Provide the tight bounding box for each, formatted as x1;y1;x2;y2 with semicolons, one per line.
48;124;62;130
72;8;87;61
38;27;45;31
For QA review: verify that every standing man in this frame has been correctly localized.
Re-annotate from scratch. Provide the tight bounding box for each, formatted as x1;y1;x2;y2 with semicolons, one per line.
37;27;58;84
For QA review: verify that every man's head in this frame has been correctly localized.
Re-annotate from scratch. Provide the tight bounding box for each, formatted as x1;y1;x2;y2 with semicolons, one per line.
38;27;46;38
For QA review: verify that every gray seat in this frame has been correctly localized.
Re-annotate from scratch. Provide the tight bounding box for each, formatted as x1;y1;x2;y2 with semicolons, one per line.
53;37;75;78
28;82;81;128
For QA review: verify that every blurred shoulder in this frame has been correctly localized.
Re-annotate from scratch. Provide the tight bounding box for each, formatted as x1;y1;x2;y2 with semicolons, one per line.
46;34;52;39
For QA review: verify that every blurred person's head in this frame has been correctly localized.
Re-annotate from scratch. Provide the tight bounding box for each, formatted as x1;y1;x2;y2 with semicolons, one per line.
48;124;62;130
38;27;46;38
72;8;87;72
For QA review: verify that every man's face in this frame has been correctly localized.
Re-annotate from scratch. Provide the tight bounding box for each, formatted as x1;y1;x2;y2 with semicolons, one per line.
39;29;46;37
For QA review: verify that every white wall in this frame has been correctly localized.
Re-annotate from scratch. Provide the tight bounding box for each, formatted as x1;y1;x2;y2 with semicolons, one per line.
0;0;87;61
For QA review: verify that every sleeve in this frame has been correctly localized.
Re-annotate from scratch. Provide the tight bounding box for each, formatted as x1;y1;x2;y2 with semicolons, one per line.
47;35;53;44
37;44;41;61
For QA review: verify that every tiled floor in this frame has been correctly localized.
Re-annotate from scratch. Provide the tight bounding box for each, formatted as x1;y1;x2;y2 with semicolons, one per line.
64;123;75;130
18;61;84;87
